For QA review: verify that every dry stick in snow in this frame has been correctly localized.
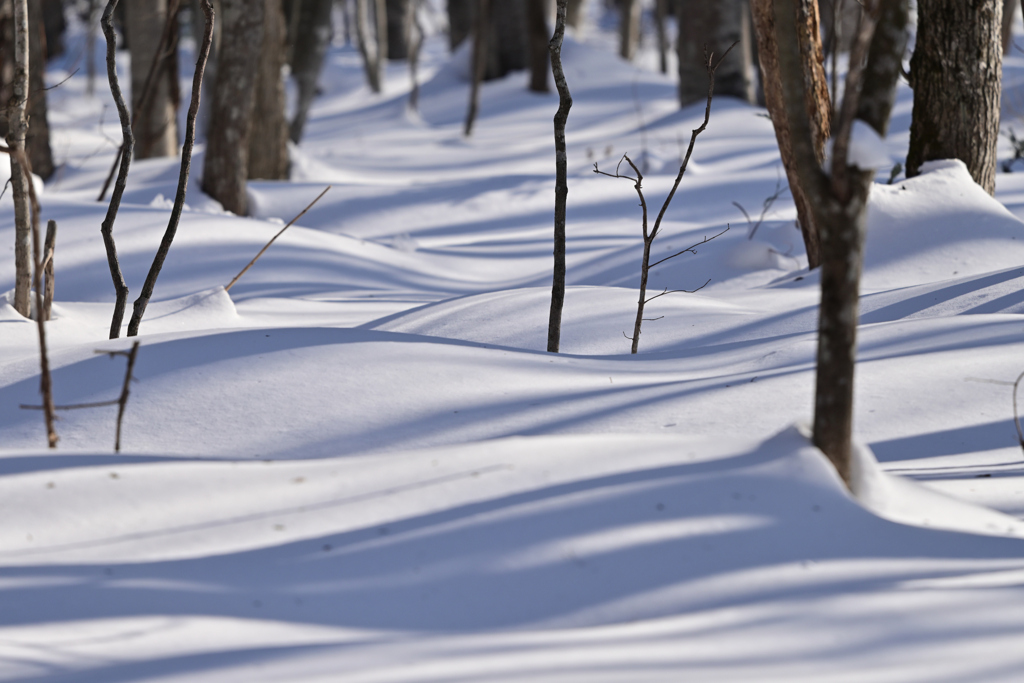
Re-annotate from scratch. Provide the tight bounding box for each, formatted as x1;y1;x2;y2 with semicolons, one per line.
22;342;142;453
225;186;332;291
11;148;57;447
126;0;215;337
100;0;134;339
546;0;572;353
42;219;56;320
595;45;735;354
97;0;182;202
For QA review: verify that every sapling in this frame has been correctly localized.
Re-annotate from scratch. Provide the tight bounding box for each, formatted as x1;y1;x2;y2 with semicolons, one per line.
595;46;734;354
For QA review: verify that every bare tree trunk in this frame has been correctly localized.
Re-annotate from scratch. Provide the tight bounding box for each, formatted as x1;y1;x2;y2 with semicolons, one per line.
655;0;668;74
355;0;386;91
86;0;99;96
290;0;332;142
526;0;549;92
907;0;1001;194
26;0;53;180
751;0;830;269
42;219;55;321
547;0;571;352
201;0;263;215
566;0;585;27
7;0;30;318
1003;0;1016;54
677;0;754;105
774;0;908;486
407;0;423;109
386;0;408;59
619;0;639;60
464;0;488;135
125;0;179;158
448;0;472;49
41;0;65;57
248;0;290;179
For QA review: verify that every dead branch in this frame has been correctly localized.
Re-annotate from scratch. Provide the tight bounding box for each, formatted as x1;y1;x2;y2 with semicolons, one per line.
99;0;133;339
10;148;57;447
546;0;572;353
126;0;215;337
225;186;332;292
648;225;730;269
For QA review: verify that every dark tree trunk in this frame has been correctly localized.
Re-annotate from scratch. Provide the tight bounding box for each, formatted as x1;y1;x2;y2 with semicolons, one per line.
677;0;754;105
487;0;527;79
525;0;549;92
202;0;264;215
464;0;487;135
547;0;571;352
751;0;830;269
907;0;1001;195
290;0;332;142
355;0;386;91
27;0;54;180
41;0;65;58
386;0;408;59
448;0;472;49
249;0;289;180
125;0;179;158
619;0;639;60
1003;0;1016;54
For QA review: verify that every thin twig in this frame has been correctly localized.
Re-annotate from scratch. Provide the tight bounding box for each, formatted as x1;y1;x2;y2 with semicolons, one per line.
643;278;712;303
225;186;332;292
115;341;141;451
648;226;730;269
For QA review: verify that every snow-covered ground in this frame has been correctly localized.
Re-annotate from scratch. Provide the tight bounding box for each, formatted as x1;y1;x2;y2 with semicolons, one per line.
4;6;1024;681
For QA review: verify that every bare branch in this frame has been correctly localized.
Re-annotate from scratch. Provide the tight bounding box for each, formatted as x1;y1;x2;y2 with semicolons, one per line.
225;186;332;292
648;225;730;269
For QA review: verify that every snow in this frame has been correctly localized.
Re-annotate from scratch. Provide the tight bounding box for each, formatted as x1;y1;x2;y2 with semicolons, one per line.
4;8;1024;681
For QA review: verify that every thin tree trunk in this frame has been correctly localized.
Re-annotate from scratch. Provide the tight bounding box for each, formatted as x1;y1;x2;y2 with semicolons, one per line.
42;219;55;321
201;0;263;215
125;0;179;158
27;0;54;180
407;0;423;110
526;0;549;92
907;0;1001;194
751;0;830;269
1003;0;1016;53
464;0;487;136
547;0;571;352
7;0;30;318
128;0;213;336
655;0;668;74
290;0;332;142
86;0;98;96
619;0;639;60
100;0;134;338
386;0;408;59
677;0;754;105
355;0;385;91
248;0;290;179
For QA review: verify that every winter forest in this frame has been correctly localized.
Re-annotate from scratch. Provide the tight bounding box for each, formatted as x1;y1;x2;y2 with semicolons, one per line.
4;0;1024;679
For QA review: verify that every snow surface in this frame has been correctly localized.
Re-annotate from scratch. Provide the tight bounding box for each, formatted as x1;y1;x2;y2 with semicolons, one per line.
4;7;1024;681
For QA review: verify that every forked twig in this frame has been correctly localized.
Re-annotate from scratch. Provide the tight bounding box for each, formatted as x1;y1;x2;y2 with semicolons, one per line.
225;186;332;292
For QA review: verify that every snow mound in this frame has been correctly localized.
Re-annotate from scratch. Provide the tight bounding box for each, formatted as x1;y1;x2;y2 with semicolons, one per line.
863;160;1024;290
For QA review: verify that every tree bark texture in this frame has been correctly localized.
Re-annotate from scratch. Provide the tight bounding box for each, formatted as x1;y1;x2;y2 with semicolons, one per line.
464;0;487;136
907;0;1001;195
125;0;179;158
248;0;289;180
202;0;263;215
547;0;571;352
619;0;639;60
386;0;408;59
289;0;332;142
7;0;30;318
677;0;754;105
751;0;830;269
855;0;908;135
27;0;54;180
525;0;550;92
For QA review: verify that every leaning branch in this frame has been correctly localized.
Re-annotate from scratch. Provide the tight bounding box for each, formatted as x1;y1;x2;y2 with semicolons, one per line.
546;0;572;353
